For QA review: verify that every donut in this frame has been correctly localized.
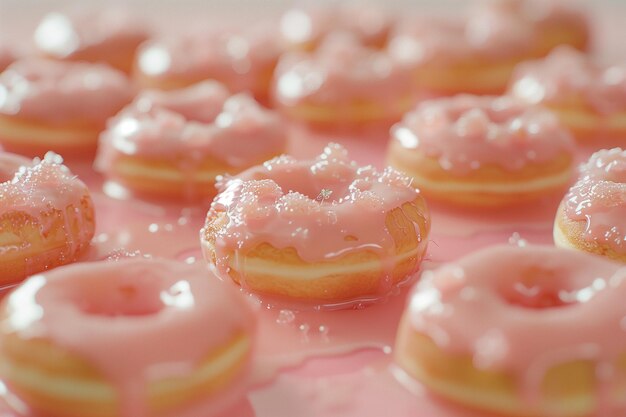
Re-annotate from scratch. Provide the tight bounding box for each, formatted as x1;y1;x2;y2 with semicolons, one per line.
279;4;394;51
0;59;134;158
95;80;287;202
509;46;626;142
0;151;95;285
387;11;538;97
133;25;281;104
272;33;414;130
200;143;431;306
554;148;626;263
395;245;626;417
387;95;575;207
33;9;150;74
0;258;256;417
479;0;590;56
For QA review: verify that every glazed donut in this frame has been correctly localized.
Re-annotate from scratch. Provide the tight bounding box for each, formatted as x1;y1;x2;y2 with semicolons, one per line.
479;0;590;56
201;143;431;306
387;11;538;96
133;25;281;104
0;151;95;285
95;80;287;202
395;245;626;417
509;46;626;142
279;4;394;51
0;59;133;158
0;258;255;417
33;9;150;74
554;148;626;263
387;95;575;207
272;34;414;130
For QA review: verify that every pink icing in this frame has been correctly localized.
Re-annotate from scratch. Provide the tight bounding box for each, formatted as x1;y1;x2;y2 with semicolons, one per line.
0;59;133;125
387;12;535;65
390;95;575;174
95;80;287;172
0;258;255;417
510;46;626;114
33;9;149;60
279;4;393;48
273;34;412;108
563;148;626;254
135;25;280;94
203;144;427;301
404;244;626;410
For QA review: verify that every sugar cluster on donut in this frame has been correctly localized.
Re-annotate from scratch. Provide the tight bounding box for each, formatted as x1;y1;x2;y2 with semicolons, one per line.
0;258;255;417
201;143;430;306
0;59;133;157
0;151;95;285
555;148;626;263
95;80;287;201
395;245;626;417
387;95;575;207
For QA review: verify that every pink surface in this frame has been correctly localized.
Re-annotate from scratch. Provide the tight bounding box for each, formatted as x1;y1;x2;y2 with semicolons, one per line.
0;125;604;416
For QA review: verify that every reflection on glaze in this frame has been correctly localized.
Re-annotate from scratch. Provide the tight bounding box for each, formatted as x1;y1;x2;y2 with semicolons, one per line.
0;258;255;417
0;59;133;125
403;245;626;413
564;148;626;253
510;46;626;114
390;95;575;174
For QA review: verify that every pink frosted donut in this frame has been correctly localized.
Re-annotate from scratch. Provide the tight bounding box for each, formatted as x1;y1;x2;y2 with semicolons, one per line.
555;148;626;262
387;10;538;96
279;4;394;51
0;151;95;285
395;244;626;417
387;95;575;207
509;46;626;141
0;258;256;417
95;80;287;201
272;33;414;129
134;25;281;103
0;59;134;157
201;143;431;306
33;9;150;73
478;0;590;55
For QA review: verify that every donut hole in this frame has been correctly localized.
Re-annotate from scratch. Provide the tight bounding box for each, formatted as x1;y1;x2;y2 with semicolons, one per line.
78;283;165;317
498;267;579;309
